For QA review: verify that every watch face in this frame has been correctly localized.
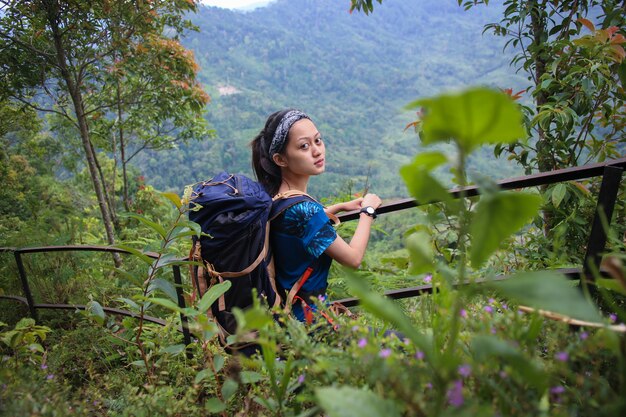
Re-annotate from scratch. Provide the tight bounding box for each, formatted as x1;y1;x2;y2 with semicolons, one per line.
366;207;375;215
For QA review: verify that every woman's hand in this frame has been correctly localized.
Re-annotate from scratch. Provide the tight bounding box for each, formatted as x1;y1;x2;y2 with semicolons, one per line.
361;193;382;209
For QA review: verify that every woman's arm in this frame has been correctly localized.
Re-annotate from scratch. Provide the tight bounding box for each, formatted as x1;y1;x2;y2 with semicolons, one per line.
324;193;381;269
325;197;363;215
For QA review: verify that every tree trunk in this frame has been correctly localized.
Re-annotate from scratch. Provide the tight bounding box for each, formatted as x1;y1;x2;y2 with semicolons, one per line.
47;2;122;267
530;0;553;235
116;79;131;212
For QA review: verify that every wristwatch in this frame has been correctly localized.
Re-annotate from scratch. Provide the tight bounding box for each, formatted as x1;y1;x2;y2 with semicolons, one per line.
359;206;377;219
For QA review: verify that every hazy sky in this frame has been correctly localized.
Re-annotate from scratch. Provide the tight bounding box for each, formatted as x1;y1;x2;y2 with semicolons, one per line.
199;0;274;9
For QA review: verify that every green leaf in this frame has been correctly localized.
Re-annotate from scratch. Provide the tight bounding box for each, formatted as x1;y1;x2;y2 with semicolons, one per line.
213;354;225;373
470;192;542;267
114;244;154;265
204;398;226;413
221;378;239;401
197;281;232;314
595;278;626;296
117;297;140;311
315;386;401;417
240;371;264;384
149;297;182;313
405;230;434;274
86;299;105;325
119;212;168;239
149;278;178;303
161;192;182;209
471;335;547;391
344;270;432;358
551;183;567;208
400;152;451;204
161;344;185;355
486;271;602;322
195;368;214;384
405;87;526;153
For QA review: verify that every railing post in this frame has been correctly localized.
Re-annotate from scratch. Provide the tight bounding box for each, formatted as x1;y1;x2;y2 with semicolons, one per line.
583;165;624;280
172;265;192;358
14;250;38;320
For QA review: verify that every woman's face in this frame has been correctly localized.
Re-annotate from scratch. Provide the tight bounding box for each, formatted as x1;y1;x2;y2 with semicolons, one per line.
275;118;326;176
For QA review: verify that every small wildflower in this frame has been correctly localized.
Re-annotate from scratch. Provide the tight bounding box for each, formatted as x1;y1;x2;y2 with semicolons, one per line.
425;382;433;389
458;364;471;377
555;351;569;362
40;364;48;370
415;350;425;360
579;331;588;340
403;338;410;345
358;338;367;348
46;374;54;380
447;380;464;407
318;294;326;302
484;306;493;314
297;374;305;384
491;327;497;334
379;348;392;358
488;298;495;305
550;385;565;394
501;303;508;310
499;371;507;379
609;313;617;323
351;325;360;332
423;274;432;284
460;309;467;318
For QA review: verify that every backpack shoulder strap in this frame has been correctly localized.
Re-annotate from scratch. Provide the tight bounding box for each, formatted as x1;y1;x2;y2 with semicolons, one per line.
270;191;340;225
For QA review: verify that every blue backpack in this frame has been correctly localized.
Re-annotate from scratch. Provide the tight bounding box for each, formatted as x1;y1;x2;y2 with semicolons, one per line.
188;172;310;342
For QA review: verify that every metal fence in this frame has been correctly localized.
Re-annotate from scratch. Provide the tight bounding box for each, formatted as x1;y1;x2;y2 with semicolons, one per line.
1;157;625;345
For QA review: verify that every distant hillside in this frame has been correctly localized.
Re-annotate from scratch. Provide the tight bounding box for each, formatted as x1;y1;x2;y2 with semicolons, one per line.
138;0;525;198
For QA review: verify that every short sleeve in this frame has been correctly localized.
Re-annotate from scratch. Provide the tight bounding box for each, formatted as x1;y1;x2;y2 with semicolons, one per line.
280;200;337;259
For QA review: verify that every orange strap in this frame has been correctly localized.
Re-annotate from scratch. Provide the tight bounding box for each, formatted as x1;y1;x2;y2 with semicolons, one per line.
284;267;313;314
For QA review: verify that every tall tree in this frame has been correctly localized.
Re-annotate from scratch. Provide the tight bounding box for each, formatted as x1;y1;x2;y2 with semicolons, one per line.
0;0;209;263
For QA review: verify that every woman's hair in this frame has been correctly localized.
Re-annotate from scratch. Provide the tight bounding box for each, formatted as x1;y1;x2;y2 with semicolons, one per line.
250;109;297;196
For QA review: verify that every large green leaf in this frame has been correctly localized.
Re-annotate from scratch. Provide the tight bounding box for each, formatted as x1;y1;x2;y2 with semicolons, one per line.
486;271;602;322
315;386;401;417
344;270;432;357
471;335;547;392
405;87;526;153
405;230;434;274
400;151;451;204
197;281;232;314
470;192;542;267
119;212;168;239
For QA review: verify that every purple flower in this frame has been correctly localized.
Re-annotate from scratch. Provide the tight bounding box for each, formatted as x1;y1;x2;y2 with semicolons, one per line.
458;364;471;378
46;374;54;380
447;380;464;407
490;327;497;334
358;338;367;348
484;306;493;314
379;348;392;358
425;382;433;389
579;331;589;340
460;309;468;318
609;314;617;323
501;303;508;310
555;351;569;362
550;385;565;394
423;274;432;284
488;298;495;305
352;325;360;332
40;364;48;370
297;374;305;384
415;350;425;360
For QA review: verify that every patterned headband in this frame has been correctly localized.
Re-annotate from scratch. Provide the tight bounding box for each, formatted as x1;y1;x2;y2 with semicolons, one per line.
268;110;310;157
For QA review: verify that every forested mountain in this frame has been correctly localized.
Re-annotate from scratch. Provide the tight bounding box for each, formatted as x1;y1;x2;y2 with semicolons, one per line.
137;0;526;198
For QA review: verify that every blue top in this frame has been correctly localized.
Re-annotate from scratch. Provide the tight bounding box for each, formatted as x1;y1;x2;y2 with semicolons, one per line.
271;200;337;321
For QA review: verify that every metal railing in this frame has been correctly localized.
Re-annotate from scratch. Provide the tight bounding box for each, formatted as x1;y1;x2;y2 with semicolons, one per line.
1;157;625;341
